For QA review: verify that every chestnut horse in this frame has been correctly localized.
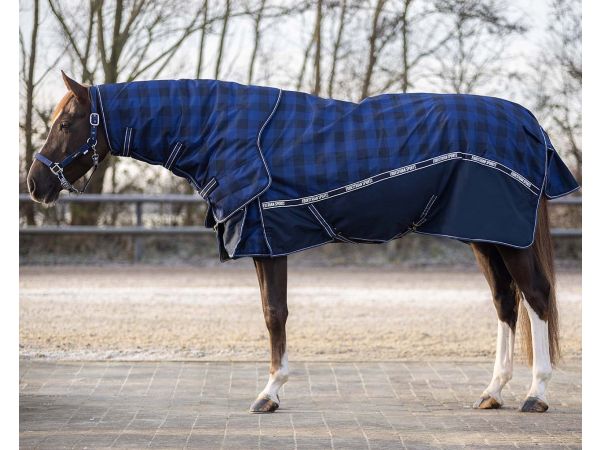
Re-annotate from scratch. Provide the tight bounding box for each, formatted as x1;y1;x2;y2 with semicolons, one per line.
27;73;559;414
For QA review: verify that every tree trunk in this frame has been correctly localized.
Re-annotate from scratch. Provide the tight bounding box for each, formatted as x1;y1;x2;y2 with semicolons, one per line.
313;0;323;95
400;2;409;93
70;0;119;225
22;0;40;225
361;0;386;100
196;0;209;79
248;0;267;84
328;0;347;97
296;30;315;91
214;0;231;79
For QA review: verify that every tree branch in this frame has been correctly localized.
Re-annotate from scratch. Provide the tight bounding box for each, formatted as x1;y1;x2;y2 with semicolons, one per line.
48;0;85;65
128;6;204;80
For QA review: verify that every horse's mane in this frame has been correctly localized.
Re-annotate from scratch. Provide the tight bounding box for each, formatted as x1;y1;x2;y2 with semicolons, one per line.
51;92;74;123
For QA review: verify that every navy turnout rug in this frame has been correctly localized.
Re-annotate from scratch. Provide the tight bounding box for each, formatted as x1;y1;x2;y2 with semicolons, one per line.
91;79;579;260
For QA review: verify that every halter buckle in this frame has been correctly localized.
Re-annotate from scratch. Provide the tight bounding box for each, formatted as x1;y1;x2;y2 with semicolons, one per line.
49;163;63;175
89;113;100;126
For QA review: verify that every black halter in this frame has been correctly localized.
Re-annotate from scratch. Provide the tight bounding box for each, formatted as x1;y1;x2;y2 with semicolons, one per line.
34;94;101;194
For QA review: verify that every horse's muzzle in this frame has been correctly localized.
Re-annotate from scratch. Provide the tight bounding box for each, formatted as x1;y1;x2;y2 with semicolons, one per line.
27;166;60;205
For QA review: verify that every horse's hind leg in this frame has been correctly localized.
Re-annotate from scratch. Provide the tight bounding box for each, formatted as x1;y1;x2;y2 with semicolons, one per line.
497;244;556;413
250;256;289;413
472;243;518;409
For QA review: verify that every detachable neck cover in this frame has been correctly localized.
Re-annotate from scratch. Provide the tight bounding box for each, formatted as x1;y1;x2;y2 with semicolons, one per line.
93;79;281;222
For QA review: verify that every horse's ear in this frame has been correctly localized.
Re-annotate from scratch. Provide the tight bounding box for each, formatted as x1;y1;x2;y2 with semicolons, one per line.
61;70;89;104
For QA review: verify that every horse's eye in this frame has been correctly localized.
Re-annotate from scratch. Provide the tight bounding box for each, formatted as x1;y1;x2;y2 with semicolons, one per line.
59;122;70;130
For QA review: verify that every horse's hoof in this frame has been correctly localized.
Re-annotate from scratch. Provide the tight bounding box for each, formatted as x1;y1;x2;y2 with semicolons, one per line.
520;396;549;413
249;395;279;414
473;394;502;409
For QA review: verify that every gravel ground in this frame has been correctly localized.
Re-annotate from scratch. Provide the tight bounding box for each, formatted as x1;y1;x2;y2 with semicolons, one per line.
19;264;581;362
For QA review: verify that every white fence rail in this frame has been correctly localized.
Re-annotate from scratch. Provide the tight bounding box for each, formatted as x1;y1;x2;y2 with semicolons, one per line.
19;193;581;261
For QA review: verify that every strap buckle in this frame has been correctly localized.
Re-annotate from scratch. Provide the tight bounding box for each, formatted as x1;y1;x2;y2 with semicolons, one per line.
89;113;100;126
49;163;63;175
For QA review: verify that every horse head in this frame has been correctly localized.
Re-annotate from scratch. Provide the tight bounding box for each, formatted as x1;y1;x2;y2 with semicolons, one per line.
26;72;110;204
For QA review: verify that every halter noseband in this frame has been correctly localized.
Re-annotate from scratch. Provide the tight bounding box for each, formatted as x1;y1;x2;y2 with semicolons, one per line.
34;95;101;194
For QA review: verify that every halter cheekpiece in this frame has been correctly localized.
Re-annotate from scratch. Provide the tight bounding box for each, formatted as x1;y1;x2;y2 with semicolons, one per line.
34;95;101;194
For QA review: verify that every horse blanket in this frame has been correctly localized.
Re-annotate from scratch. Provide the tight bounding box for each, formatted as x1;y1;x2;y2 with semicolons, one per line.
91;79;579;260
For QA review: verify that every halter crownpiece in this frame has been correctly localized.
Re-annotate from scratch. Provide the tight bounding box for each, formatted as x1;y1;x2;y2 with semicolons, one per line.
34;93;102;194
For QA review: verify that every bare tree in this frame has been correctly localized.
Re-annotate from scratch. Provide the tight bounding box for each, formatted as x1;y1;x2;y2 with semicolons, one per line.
48;0;207;83
379;1;458;94
530;0;581;182
47;0;98;83
359;0;446;97
431;0;527;94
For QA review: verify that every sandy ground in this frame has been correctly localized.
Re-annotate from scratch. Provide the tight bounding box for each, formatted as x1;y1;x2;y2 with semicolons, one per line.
19;264;581;362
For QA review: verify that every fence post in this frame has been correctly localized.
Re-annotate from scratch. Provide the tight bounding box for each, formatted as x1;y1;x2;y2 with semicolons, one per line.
134;202;144;262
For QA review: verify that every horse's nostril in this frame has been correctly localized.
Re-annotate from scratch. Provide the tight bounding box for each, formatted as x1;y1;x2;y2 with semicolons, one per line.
28;176;36;196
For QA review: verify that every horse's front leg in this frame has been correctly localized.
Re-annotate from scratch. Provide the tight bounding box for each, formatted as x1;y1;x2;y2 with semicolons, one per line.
250;256;289;413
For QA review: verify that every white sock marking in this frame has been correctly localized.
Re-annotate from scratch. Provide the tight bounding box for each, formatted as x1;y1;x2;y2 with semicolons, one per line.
259;351;289;403
522;300;552;402
483;320;514;404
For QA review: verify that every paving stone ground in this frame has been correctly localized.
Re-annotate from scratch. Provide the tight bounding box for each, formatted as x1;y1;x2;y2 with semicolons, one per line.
20;360;581;449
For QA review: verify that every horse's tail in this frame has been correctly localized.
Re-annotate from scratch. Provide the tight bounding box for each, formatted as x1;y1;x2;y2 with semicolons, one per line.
517;197;560;366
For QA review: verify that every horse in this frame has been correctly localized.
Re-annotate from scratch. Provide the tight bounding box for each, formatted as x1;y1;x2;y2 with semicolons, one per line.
26;72;579;414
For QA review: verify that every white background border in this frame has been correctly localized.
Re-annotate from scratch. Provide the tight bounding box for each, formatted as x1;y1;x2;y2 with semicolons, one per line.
582;0;597;446
2;0;20;445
